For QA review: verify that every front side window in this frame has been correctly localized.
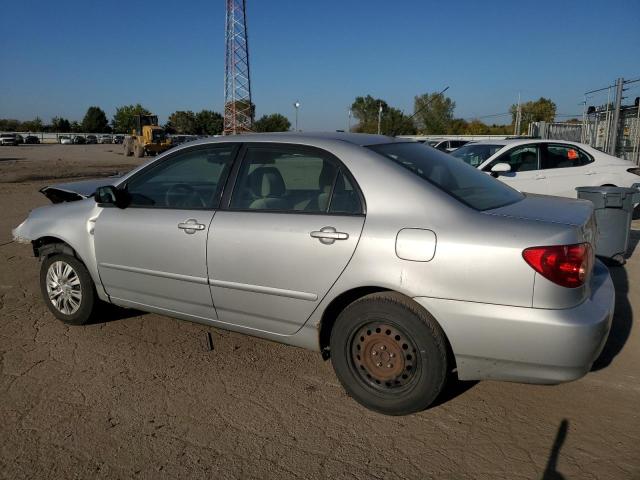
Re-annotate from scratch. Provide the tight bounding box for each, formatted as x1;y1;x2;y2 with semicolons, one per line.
125;145;236;209
541;144;593;169
230;145;362;214
368;142;523;211
451;143;504;167
486;145;539;172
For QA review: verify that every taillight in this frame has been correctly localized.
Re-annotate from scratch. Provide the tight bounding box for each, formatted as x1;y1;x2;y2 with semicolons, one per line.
522;243;593;288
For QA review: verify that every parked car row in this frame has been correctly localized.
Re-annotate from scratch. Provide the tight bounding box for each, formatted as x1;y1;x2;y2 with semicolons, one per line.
0;133;40;145
55;134;126;145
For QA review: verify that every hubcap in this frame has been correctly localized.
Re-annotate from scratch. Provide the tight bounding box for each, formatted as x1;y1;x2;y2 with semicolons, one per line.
46;261;82;315
351;323;418;390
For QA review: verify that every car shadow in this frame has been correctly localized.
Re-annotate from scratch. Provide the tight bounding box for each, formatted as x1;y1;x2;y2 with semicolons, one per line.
431;376;478;407
541;419;569;480
87;304;145;325
625;228;640;258
591;261;632;371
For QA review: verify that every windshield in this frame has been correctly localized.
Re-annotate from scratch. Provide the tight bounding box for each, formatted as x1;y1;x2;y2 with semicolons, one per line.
451;143;504;168
367;142;523;211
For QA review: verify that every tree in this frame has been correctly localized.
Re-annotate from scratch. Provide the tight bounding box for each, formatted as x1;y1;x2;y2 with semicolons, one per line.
0;119;22;131
413;92;456;135
351;95;388;133
70;121;82;133
253;113;291;132
380;107;416;135
19;117;43;132
112;104;151;133
82;106;109;133
195;110;224;135
51;117;71;132
167;110;197;134
510;97;556;133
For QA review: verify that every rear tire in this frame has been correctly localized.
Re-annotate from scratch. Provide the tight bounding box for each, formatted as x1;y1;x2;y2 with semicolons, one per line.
39;254;98;325
330;292;448;415
123;138;133;156
134;142;145;158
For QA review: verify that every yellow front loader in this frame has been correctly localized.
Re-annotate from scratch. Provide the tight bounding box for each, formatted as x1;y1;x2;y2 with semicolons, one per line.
123;114;172;158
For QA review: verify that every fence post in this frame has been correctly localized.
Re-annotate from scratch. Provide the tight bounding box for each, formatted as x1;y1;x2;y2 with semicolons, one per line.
609;77;624;156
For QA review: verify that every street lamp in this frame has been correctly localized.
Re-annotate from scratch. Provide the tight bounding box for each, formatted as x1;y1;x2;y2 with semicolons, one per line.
347;108;352;132
293;100;301;131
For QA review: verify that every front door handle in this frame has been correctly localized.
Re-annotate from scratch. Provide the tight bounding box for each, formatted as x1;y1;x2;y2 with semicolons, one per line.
178;219;206;234
535;175;546;180
310;226;349;245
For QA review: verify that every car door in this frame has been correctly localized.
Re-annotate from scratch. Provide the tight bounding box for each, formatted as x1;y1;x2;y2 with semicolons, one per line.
94;143;238;318
482;144;543;193
207;143;365;335
539;143;594;197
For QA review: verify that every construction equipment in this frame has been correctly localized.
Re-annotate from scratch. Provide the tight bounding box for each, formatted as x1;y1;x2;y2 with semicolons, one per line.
123;114;172;158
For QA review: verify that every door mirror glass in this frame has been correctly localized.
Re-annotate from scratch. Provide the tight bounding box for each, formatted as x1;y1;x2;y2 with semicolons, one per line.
95;185;131;209
490;163;511;176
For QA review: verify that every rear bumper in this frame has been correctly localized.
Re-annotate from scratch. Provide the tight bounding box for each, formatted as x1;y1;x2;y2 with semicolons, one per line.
414;260;614;384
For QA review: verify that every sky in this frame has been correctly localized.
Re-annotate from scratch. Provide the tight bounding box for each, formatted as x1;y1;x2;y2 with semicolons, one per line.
1;0;639;130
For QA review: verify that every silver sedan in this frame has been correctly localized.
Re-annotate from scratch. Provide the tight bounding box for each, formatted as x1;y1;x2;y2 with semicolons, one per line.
13;132;614;415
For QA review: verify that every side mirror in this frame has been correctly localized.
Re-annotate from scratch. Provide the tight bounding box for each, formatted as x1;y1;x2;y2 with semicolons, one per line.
490;162;511;177
95;185;130;209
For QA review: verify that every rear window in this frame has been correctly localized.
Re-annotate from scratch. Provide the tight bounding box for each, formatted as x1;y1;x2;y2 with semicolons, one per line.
368;142;523;211
451;143;504;167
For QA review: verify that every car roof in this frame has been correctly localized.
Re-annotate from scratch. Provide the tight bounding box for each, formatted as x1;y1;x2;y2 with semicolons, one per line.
467;138;588;148
181;132;404;149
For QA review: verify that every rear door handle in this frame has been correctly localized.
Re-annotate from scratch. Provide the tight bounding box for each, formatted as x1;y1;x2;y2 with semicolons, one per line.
310;226;349;245
178;219;206;234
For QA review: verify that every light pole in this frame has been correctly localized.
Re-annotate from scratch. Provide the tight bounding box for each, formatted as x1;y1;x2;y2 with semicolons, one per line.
377;102;383;135
347;108;352;132
293;100;300;131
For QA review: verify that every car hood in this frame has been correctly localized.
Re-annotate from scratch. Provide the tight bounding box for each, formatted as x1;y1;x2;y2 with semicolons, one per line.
40;177;119;203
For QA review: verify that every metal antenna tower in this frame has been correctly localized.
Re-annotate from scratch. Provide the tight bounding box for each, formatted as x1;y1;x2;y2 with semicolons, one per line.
223;0;253;135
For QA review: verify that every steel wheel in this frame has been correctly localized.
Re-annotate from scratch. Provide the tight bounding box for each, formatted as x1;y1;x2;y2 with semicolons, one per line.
45;260;82;315
350;322;419;391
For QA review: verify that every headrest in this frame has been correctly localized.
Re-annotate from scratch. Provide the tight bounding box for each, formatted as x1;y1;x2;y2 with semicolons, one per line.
250;166;286;197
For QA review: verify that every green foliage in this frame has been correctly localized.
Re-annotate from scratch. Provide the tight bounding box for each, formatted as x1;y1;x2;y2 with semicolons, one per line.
510;97;556;133
253;113;291;132
0;118;22;131
167;110;197;134
112;104;151;133
51;117;71;132
70;121;83;133
413;92;456;134
82;106;109;133
350;95;416;135
195;110;224;135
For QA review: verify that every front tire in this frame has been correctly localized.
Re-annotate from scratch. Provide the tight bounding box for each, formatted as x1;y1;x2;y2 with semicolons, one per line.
39;254;97;325
330;292;448;415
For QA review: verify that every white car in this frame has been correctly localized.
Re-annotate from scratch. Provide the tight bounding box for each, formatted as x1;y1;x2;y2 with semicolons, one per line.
423;139;469;152
59;136;72;145
451;139;640;197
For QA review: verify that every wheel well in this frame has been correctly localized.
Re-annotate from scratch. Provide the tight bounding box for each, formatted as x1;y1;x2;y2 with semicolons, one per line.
318;287;458;374
32;236;76;259
319;287;390;357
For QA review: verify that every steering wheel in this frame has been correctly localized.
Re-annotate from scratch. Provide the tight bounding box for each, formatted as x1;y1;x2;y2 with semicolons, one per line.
165;183;206;209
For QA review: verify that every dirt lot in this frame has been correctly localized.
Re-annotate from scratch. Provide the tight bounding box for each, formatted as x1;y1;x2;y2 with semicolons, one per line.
0;144;639;479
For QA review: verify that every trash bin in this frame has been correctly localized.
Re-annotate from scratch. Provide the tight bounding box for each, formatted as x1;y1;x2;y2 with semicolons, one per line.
576;186;639;264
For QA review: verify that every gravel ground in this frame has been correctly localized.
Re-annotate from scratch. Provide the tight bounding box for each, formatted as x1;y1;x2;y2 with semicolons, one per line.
0;144;638;479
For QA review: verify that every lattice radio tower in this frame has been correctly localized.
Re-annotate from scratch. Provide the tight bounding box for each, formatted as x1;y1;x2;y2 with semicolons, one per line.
223;0;253;134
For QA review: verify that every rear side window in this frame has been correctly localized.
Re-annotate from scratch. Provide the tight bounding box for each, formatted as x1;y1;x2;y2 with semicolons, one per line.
368;142;523;211
542;144;593;169
451;143;503;167
230;145;363;214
